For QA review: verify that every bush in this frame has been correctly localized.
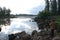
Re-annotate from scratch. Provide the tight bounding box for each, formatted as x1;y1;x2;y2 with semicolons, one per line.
38;10;50;19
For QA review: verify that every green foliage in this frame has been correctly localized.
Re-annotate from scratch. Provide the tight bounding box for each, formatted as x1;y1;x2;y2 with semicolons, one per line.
0;7;11;26
38;10;50;19
0;7;11;18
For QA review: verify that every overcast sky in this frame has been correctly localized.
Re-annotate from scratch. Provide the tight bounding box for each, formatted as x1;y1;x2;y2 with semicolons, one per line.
0;0;45;15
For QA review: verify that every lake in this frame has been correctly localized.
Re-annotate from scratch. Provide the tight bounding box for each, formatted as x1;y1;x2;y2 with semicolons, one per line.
1;16;39;34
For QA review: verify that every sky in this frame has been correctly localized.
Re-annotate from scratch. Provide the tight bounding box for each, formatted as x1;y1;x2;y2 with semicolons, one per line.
0;0;45;15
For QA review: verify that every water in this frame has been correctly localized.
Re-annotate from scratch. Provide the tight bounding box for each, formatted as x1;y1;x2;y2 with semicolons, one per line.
0;32;8;40
0;16;39;40
2;18;39;34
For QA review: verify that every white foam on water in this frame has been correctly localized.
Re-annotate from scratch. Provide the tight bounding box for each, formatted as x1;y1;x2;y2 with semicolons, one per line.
1;18;39;34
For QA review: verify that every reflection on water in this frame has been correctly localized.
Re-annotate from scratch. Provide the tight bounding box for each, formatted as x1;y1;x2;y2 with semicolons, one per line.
0;18;10;26
1;18;39;34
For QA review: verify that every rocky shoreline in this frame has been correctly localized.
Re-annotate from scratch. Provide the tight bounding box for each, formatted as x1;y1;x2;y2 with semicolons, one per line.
8;30;60;40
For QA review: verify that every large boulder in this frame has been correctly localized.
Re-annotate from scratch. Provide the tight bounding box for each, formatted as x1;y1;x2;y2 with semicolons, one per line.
8;34;16;40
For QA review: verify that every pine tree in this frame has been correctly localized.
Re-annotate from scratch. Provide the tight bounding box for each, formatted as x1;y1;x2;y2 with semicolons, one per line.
58;0;60;15
50;0;57;15
45;0;49;11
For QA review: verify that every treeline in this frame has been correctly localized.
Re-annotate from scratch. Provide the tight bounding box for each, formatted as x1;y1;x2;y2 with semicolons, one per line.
15;14;37;16
0;7;11;18
45;0;60;15
37;0;60;18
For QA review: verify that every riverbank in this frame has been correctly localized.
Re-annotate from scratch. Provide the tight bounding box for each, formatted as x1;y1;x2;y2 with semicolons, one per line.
34;15;60;40
8;30;60;40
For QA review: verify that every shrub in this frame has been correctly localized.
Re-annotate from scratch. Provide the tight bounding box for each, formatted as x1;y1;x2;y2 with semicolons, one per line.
38;10;50;19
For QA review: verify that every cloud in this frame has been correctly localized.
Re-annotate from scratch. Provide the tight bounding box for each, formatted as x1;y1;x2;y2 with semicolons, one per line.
0;0;45;14
28;5;45;15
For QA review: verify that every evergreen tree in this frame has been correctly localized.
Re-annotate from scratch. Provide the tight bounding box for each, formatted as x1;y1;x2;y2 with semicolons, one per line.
0;7;2;18
6;8;11;17
58;0;60;15
50;0;57;15
45;0;49;11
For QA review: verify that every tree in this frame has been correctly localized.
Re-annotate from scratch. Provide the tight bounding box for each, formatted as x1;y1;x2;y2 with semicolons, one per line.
0;7;11;18
0;7;2;18
0;7;11;25
6;8;11;17
58;0;60;15
38;10;50;19
50;0;57;15
2;7;7;18
45;0;49;11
